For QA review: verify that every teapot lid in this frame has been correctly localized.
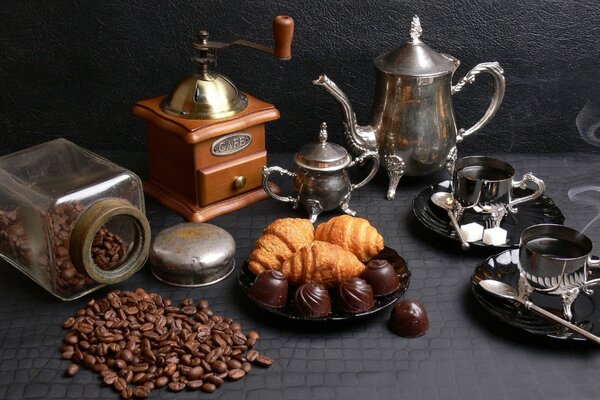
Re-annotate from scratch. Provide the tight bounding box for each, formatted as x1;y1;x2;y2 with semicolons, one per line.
373;15;457;77
295;123;351;171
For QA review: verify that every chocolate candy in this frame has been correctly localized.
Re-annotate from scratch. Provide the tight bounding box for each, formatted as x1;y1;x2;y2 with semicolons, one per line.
389;299;429;337
294;283;332;317
361;259;400;296
249;270;289;308
337;277;374;314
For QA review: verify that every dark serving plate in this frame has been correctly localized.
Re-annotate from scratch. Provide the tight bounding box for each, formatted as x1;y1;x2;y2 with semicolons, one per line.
413;180;565;248
238;247;410;322
471;249;599;340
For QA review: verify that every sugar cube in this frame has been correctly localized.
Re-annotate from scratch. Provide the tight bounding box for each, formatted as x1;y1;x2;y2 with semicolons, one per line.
482;227;508;246
459;222;484;242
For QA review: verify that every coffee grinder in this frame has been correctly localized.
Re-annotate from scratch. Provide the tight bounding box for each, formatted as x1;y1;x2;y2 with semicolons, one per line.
134;16;294;221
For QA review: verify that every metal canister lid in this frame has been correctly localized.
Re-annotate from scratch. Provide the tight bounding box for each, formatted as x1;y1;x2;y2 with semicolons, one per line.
295;122;351;171
149;222;236;287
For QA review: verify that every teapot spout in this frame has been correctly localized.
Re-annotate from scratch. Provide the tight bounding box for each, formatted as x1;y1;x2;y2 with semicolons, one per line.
313;75;378;154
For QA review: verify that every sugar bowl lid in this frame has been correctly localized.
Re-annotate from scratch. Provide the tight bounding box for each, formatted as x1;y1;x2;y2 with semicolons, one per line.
374;15;456;77
295;122;351;171
149;222;236;287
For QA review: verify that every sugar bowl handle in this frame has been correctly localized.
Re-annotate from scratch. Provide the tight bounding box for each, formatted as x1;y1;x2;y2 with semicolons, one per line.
451;62;506;142
262;166;299;206
508;172;546;213
348;151;380;190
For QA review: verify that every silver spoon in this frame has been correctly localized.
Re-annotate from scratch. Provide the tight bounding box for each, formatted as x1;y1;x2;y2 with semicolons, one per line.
430;192;470;250
479;279;600;345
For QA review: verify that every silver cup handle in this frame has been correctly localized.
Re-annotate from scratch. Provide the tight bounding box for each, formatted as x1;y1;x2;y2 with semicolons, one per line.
451;62;506;142
589;256;600;269
507;172;546;213
577;256;600;293
262;166;299;207
348;151;380;191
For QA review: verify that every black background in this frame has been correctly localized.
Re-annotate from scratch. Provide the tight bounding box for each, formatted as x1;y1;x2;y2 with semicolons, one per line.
1;0;599;154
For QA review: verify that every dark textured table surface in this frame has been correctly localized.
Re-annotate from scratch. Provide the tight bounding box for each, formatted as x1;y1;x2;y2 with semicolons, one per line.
1;152;600;400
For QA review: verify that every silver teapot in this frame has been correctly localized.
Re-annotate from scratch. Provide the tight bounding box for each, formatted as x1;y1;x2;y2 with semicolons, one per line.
262;122;379;222
314;15;506;200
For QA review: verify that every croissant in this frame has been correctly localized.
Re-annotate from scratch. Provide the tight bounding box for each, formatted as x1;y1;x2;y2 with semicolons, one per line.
248;218;314;276
280;241;366;287
315;215;384;261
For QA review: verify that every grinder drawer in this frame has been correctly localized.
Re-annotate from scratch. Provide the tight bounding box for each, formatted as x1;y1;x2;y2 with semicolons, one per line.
197;151;266;206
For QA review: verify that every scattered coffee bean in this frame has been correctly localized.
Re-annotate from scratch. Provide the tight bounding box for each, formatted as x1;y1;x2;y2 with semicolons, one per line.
246;349;259;362
83;354;96;368
63;317;76;329
114;377;127;391
242;362;252;374
65;363;80;377
211;360;227;374
228;368;245;381
254;354;273;367
155;376;168;388
120;386;133;399
201;382;217;393
132;385;150;399
93;363;109;373
187;380;204;390
168;382;185;392
103;372;118;385
61;289;272;398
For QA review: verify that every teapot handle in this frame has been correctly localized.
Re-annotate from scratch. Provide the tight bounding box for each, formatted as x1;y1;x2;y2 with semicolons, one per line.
262;166;299;206
451;62;506;142
348;151;380;190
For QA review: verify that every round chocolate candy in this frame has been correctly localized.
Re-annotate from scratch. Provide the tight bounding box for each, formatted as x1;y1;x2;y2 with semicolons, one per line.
361;259;400;296
389;300;429;338
248;270;288;308
337;277;374;314
294;283;332;318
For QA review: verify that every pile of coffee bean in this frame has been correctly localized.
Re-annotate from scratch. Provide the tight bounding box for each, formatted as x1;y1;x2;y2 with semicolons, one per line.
61;288;273;399
92;226;129;271
0;202;129;297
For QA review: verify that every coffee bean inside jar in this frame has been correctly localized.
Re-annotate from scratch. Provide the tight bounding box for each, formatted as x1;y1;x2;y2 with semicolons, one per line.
0;198;150;300
61;289;273;399
91;221;133;271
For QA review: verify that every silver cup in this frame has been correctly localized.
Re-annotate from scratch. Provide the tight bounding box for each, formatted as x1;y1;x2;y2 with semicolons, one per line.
453;156;545;213
518;223;600;320
519;224;598;292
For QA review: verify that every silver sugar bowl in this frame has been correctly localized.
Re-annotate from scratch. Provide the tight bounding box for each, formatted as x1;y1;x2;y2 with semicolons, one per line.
262;122;379;222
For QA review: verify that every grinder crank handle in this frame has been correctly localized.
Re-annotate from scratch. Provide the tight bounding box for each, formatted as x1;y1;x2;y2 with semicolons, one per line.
194;16;294;60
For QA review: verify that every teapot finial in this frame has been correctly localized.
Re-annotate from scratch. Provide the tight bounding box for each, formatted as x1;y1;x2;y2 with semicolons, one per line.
410;15;422;41
318;122;328;144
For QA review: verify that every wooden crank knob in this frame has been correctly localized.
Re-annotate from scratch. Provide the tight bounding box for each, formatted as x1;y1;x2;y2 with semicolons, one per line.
273;15;294;60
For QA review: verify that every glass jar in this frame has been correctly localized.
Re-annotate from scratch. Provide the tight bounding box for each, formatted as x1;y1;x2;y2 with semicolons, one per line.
0;139;151;300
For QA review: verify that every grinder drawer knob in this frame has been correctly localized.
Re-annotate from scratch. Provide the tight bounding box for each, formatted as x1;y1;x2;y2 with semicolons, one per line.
234;176;247;189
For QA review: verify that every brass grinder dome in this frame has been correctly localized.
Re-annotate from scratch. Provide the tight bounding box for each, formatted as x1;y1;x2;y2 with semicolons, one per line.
161;71;248;120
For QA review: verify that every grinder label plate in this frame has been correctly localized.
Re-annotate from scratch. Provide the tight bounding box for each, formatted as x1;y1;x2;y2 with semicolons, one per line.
211;132;252;156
